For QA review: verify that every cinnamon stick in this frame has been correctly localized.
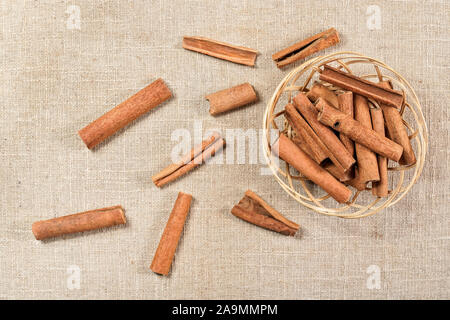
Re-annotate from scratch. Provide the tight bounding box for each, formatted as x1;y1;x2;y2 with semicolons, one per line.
272;134;352;203
352;95;380;184
79;78;172;149
182;36;258;66
152;132;225;187
378;81;416;165
316;99;403;162
206;83;258;115
231;190;299;236
370;107;389;197
306;82;339;108
272;28;340;68
345;95;380;191
293;93;355;173
337;92;355;156
285;104;328;165
319;65;404;109
32;206;126;240
150;192;192;276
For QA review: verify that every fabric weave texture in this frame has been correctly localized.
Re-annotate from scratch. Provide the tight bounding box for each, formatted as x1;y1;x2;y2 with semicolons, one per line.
0;0;448;299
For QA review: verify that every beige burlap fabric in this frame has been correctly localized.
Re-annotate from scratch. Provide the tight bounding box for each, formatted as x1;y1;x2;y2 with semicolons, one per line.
0;0;448;299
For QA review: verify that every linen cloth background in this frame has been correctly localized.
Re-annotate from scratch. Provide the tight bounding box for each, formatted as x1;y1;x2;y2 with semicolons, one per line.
0;0;448;299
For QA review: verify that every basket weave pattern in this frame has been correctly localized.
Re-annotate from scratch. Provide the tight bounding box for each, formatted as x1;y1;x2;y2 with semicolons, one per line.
263;52;428;218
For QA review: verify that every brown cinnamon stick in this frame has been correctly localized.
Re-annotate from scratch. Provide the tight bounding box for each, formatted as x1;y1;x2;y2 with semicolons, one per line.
206;83;258;115
182;36;258;66
272;134;352;203
231;190;299;236
32;206;126;240
316;99;403;162
337;92;355;156
319;65;404;109
272;28;340;68
285;104;328;165
79;78;172;149
352;95;380;184
378;81;416;165
370;107;389;197
345;95;380;191
150;192;192;276
152;132;225;187
306;82;339;108
293;93;355;173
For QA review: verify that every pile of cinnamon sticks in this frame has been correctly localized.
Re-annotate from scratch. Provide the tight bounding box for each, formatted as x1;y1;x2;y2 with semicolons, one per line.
30;27;417;277
276;65;416;203
31;34;268;278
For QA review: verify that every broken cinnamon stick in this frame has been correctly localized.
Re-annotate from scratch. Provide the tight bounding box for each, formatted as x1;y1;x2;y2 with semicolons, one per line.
32;206;126;240
293;93;355;173
152;132;225;187
150;192;192;276
79;78;172;149
319;65;404;109
206;83;258;115
370;107;388;197
306;82;339;108
272;28;340;68
316;99;403;162
378;81;416;165
285;104;328;165
272;134;352;203
182;36;257;66
231;190;299;236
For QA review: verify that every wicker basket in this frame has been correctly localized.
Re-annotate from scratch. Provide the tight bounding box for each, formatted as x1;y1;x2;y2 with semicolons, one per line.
263;51;428;218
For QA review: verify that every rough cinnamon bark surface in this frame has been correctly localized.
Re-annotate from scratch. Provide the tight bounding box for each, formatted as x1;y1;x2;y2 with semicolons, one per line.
337;92;355;156
206;83;258;115
319;65;404;109
292;134;314;158
79;78;172;149
231;190;299;236
317;99;403;162
370;107;389;197
352;95;380;184
285;104;328;165
183;36;258;66
32;206;126;240
272;28;340;68
152;132;225;187
273;134;352;203
378;81;416;165
306;82;339;108
293;93;355;173
150;192;192;276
